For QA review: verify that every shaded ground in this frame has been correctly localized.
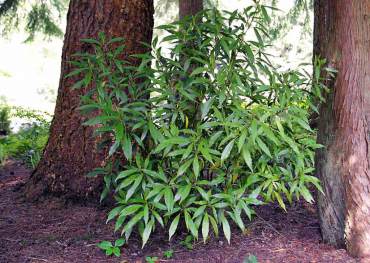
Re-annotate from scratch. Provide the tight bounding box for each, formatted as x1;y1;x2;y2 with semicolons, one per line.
0;160;356;263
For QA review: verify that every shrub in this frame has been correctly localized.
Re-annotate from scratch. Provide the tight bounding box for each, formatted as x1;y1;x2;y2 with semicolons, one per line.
71;6;328;247
0;106;50;168
0;105;11;136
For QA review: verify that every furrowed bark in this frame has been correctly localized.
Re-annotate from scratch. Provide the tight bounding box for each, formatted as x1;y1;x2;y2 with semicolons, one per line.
314;0;370;258
24;0;154;201
179;0;203;19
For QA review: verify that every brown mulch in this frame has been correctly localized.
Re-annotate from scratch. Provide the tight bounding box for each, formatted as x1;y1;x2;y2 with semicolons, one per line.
0;160;356;263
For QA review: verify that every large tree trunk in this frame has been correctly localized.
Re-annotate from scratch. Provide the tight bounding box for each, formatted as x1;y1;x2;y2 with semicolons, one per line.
24;0;154;201
179;0;203;19
314;0;370;259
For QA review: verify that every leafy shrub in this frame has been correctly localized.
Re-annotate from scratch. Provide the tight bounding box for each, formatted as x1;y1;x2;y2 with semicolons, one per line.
0;106;50;168
0;105;11;136
72;6;328;247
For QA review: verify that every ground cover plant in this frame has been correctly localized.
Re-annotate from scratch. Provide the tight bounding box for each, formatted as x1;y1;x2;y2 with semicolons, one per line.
71;5;329;251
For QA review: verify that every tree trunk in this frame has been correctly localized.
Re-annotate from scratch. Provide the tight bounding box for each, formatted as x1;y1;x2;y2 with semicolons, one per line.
179;0;203;19
314;0;370;259
24;0;154;201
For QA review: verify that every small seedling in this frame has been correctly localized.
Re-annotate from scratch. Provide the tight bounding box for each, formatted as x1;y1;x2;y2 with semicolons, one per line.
180;235;193;250
244;254;258;263
145;256;159;263
163;249;174;259
97;238;125;257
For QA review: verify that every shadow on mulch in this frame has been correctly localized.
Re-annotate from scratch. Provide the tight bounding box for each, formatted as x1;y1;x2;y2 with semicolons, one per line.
0;160;356;263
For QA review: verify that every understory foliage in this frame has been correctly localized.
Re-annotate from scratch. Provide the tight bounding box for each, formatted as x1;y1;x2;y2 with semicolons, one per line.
0;105;50;168
72;6;327;247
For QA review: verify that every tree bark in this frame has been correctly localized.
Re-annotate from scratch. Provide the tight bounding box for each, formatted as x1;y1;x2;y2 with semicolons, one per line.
314;0;370;259
24;0;154;201
179;0;203;19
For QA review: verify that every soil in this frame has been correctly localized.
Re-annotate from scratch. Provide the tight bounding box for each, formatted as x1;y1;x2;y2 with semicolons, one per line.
0;160;356;263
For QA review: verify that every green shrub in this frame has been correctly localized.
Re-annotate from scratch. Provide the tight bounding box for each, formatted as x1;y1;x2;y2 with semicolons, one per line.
0;105;11;136
71;6;328;247
0;107;50;168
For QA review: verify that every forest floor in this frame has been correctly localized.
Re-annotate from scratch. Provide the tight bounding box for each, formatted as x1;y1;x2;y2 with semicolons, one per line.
0;160;356;263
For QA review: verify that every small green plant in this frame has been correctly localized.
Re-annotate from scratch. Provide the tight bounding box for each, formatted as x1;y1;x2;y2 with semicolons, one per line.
0;144;8;166
163;249;174;259
97;238;125;257
0;105;11;136
180;235;194;250
244;255;258;263
29;150;41;169
145;256;159;263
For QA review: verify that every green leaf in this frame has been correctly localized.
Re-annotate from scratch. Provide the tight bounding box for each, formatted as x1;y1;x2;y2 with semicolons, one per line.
300;186;314;203
164;188;174;212
274;192;286;211
202;213;210;243
156;136;190;152
116;169;139;181
117;175;136;191
126;175;143;201
169;214;180;241
201;99;213;119
82;116;112;126
193;157;200;178
177;159;192;177
295;118;312;132
209;215;219;237
122;136;132;161
112;247;121;257
242;145;253;171
142;221;153;248
149;121;164;143
244;254;258;263
199;144;213;163
185;210;198;239
238;130;248;153
179;184;192;204
106;248;113;256
120;204;142;216
245;44;255;63
81;38;101;45
221;213;231;244
209;131;223;147
233;210;245;231
114;214;126;232
152;210;164;227
114;238;125;247
143;169;167;183
256;137;271;157
123;211;144;235
190;67;207;77
107;206;123;223
221;139;235;162
97;241;112;250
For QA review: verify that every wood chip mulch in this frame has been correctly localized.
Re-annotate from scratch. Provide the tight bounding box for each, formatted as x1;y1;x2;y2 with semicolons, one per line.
0;160;356;263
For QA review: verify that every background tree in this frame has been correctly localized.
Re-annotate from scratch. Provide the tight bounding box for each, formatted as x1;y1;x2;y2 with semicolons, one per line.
24;0;154;201
314;0;370;258
179;0;203;19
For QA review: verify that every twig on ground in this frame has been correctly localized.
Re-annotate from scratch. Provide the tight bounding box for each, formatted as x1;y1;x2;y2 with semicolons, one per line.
26;256;48;262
